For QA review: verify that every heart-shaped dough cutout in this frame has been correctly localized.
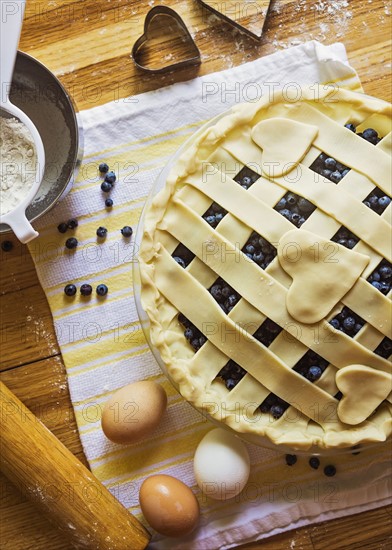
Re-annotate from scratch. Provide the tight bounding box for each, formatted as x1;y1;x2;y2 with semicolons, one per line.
278;229;369;324
196;1;271;39
251;118;318;177
336;365;392;425
132;6;201;73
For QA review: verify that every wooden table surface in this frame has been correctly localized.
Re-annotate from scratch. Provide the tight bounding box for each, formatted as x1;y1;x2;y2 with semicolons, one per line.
1;1;391;548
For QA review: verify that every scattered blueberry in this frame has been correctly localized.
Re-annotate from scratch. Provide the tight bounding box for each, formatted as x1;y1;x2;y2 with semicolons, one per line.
274;192;315;226
285;454;297;466
309;456;320;469
324;465;337;477
121;226;133;238
67;218;78;229
218;360;246;389
242;232;277;269
345;123;356;132
367;260;391;295
65;237;78;250
361;128;378;144
96;226;108;238
330;171;342;183
363;187;391;215
329;306;365;336
80;284;93;296
173;256;186;268
99;162;109;174
270;404;285;419
64;284;77;296
1;240;13;252
105;171;116;184
101;181;113;193
307;365;323;381
105;198;113;208
57;222;68;234
96;284;108;296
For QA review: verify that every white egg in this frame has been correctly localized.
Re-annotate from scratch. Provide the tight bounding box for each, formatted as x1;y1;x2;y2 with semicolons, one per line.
193;428;250;500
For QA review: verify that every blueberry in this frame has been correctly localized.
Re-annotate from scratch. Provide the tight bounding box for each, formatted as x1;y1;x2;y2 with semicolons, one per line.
253;251;264;264
199;335;207;347
286;193;297;205
65;237;78;250
335;162;345;172
291;213;301;225
96;284;108;296
379;265;392;280
378;196;391;209
280;208;292;220
347;238;357;249
225;378;236;390
241;175;252;187
341;169;350;177
307;366;322;381
380;282;390;295
245;244;255;255
101;181;112;193
338;238;348;247
270;404;284;419
324;465;337;477
191;338;201;351
99;162;109;174
184;327;193;341
121;226;133;238
96;226;107;238
354;323;363;333
67;218;78;229
324;157;336;170
1;239;13;252
57;222;68;233
330;171;342;183
298;217;306;227
330;318;340;330
363;201;371;208
322;169;332;179
345;123;356;132
309;456;320;469
343;317;356;331
105;171;116;184
173;256;186;268
276;197;287;210
205;215;216;226
210;285;222;302
221;286;231;298
225;294;238;308
64;284;77;296
105;198;113;208
285;454;297;466
80;284;93;296
371;272;381;282
215;213;224;223
362;128;378;142
369;195;379;206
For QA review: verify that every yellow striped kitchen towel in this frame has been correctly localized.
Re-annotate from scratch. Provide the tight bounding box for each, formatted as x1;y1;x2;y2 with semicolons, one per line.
28;42;391;550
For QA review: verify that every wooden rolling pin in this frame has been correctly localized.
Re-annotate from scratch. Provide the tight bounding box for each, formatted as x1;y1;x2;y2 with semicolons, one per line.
0;381;150;549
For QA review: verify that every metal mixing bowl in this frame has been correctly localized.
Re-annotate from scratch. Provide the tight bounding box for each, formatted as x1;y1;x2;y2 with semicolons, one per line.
0;51;83;235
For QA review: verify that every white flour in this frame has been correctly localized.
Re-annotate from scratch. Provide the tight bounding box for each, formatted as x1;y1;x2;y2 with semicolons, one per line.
0;116;37;216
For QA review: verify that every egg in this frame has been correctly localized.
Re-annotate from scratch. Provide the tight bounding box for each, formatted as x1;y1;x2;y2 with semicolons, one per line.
101;381;167;444
139;474;199;537
193;428;250;500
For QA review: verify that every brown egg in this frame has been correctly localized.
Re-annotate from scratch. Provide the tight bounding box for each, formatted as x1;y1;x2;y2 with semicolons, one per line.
101;381;167;444
139;474;199;537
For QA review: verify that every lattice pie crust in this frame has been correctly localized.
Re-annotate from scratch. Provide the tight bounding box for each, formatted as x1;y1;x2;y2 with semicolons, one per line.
139;87;392;450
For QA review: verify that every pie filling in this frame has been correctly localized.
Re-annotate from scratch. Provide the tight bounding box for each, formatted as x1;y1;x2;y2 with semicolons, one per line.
140;88;392;450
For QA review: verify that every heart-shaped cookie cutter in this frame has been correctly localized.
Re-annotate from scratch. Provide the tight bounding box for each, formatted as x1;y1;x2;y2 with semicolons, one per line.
132;6;201;74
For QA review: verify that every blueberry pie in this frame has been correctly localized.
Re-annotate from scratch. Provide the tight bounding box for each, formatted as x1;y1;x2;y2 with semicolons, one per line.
139;87;391;450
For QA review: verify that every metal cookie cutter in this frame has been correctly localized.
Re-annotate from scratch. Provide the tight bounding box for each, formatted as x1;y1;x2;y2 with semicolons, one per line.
196;0;271;40
132;6;201;74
